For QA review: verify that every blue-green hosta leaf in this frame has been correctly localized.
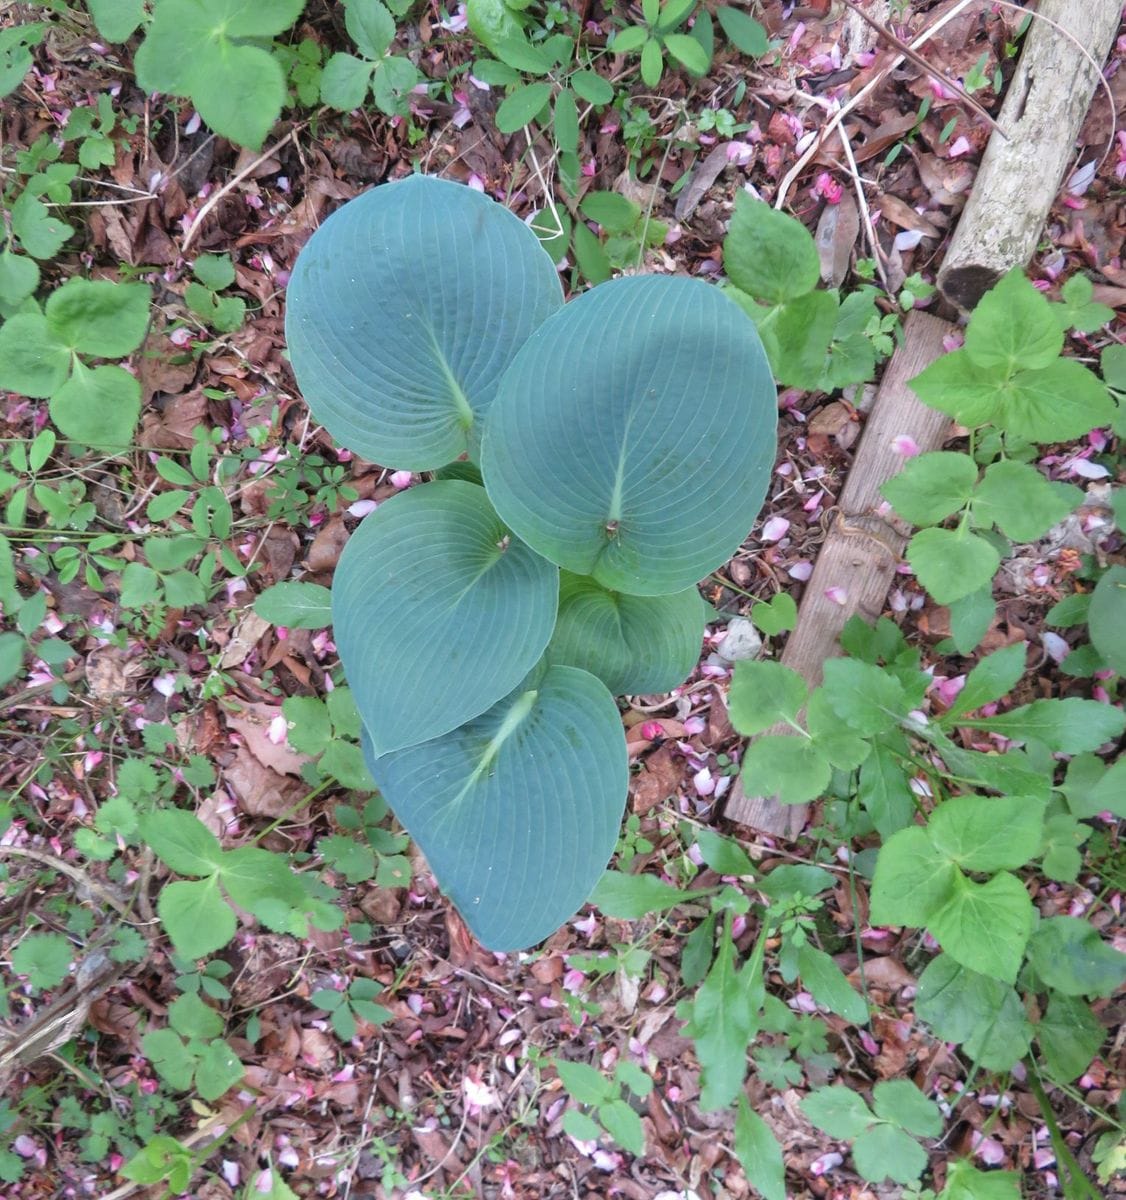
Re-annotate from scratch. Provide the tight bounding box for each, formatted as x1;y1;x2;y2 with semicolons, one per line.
364;663;627;950
286;175;562;470
482;275;776;595
547;571;703;695
333;481;558;756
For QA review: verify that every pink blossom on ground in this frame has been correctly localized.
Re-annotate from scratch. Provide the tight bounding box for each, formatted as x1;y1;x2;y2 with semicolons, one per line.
463;1073;500;1111
640;720;663;740
441;4;468;31
788;561;813;582
582;159;597;177
810;1152;843;1176
972;1133;1007;1165
942;331;965;352
726;142;755;165
348;499;377;517
760;515;790;542
948;135;972;157
268;714;288;745
824;586;848;606
152;672;177;698
812;172;842;203
683;715;706;736
860;1030;880;1056
572;912;598;938
891;433;920;457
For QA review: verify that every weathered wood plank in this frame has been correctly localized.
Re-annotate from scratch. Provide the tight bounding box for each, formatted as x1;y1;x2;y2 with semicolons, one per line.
726;312;955;835
938;0;1122;309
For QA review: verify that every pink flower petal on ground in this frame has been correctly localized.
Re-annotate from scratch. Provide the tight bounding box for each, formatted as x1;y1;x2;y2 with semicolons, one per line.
347;498;377;517
972;1134;1007;1165
948;135;972;157
891;433;920;457
390;470;413;488
463;1074;500;1110
788;561;813;582
152;672;177;698
1042;631;1070;663
824;586;848;606
760;516;790;542
811;1152;843;1176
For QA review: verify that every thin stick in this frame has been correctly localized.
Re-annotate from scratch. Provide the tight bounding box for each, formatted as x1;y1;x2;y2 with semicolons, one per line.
775;0;978;209
181;127;303;253
840;0;1007;138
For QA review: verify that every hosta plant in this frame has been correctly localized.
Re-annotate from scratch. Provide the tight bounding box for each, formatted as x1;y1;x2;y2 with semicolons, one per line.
286;174;776;949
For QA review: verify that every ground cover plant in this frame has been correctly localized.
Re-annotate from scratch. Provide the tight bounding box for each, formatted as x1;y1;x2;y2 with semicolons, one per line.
0;2;1124;1198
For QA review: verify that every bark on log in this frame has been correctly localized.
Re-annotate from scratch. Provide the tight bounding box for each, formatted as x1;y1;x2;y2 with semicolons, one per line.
725;0;1123;834
938;0;1122;310
726;312;956;836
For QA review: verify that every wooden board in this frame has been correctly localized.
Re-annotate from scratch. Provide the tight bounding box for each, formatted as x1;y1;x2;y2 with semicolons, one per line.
938;0;1122;309
726;311;956;835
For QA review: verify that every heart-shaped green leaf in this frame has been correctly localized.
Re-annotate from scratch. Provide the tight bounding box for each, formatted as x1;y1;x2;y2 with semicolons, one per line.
286;175;563;470
482;275;776;595
332;481;558;755
363;663;628;949
547;570;703;694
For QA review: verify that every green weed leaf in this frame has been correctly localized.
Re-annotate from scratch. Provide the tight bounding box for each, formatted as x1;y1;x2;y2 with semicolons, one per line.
140;809;224;876
881;451;977;526
907;526;1000;606
496;81;552;132
1089;566;1126;675
963;268;1063;374
740;734;830;805
927;794;1045;873
852;1124;926;1184
820;658;907;736
973;459;1081;542
717;7;768;56
971;697;1125;753
1026;917;1126;997
728;660;807;735
928;870;1033;984
734;1096;785;1200
158;878;236;959
796;942;867;1024
11;933;72;989
49;361;141;449
44;278;150;357
254;581;333;629
870;826;957;927
872;1079;943;1137
800;1086;873;1139
0;311;71;398
724;193;820;305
